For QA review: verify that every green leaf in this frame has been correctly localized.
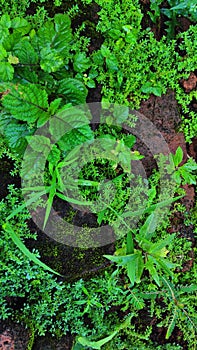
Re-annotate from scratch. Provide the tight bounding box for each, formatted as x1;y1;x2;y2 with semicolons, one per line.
40;48;64;73
47;145;61;165
37;14;72;59
124;134;136;148
146;233;176;256
2;84;49;124
141;82;162;96
11;17;31;35
139;212;158;240
4;120;31;154
0;62;14;81
135;251;144;283
26;135;51;156
58;78;88;105
14;40;38;65
113;105;129;124
3;222;62;276
173;146;183;167
1;14;11;29
0;44;7;60
146;256;161;286
48;98;62;115
77;315;132;349
73;53;91;73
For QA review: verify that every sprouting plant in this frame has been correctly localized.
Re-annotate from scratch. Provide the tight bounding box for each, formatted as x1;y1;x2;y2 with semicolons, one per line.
167;146;197;185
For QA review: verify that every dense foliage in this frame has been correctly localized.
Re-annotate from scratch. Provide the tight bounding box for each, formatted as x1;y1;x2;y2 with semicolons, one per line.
0;1;196;349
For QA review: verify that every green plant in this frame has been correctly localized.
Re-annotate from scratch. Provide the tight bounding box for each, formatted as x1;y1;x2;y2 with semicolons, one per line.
149;0;197;39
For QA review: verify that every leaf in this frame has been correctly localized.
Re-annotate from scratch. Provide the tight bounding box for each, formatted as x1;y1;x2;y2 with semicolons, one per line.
3;222;62;276
58;78;88;105
37;14;72;59
2;84;49;124
40;48;64;73
146;256;161;286
113;105;129;124
58;125;94;154
139;212;158;240
26;135;51;156
166;309;178;339
11;17;31;35
77;315;132;349
173;146;183;167
124;134;136;148
135;251;144;283
0;44;7;60
73;53;91;73
14;40;38;65
147;233;176;256
47;145;61;165
4;120;31;154
141;82;162;96
0;62;14;81
48;98;62;115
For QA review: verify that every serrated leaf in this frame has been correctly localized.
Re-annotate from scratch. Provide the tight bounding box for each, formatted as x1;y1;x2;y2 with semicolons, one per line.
14;40;38;65
4;120;31;154
2;84;49;124
40;48;64;73
11;17;30;36
26;135;51;156
47;145;61;165
58;125;94;154
0;62;14;81
37;14;72;59
73;52;91;73
48;98;62;115
58;78;88;105
49;106;90;141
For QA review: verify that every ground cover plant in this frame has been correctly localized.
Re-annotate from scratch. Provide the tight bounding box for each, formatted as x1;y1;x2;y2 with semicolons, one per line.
0;1;197;349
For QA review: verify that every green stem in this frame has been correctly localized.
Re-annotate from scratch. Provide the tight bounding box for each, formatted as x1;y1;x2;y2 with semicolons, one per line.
126;231;134;254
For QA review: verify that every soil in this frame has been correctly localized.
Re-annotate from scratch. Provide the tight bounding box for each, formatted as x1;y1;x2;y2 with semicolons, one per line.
0;2;196;350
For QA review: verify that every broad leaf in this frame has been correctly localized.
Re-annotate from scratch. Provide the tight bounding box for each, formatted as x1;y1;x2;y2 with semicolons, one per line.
57;78;88;105
2;84;49;125
0;62;14;81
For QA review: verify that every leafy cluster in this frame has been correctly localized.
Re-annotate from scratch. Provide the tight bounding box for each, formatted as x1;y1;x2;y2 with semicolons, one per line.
0;1;197;350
